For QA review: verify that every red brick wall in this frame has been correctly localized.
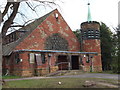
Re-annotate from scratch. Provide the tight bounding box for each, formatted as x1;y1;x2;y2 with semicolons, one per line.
15;9;80;52
13;9;80;75
81;22;102;72
82;39;102;71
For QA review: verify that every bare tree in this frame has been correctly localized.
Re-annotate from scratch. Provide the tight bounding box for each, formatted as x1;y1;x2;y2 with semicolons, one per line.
2;2;20;38
1;0;60;38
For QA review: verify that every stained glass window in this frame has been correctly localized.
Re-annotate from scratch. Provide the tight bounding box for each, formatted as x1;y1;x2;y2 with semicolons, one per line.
45;33;68;50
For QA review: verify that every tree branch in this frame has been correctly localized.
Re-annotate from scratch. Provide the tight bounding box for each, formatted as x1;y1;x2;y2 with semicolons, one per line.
26;2;35;11
38;1;56;4
10;25;24;27
2;2;20;38
26;2;39;17
2;2;12;21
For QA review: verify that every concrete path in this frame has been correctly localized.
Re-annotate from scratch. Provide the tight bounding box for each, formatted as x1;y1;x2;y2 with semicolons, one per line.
4;77;51;81
4;73;119;81
53;73;119;80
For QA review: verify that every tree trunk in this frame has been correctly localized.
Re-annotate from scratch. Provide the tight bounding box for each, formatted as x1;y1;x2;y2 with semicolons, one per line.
0;11;2;89
2;2;20;39
0;34;2;90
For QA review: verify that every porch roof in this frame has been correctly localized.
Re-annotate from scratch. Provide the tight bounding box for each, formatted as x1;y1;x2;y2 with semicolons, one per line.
14;49;98;55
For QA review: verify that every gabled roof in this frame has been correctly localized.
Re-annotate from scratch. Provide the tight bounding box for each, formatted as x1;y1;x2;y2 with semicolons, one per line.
3;9;55;56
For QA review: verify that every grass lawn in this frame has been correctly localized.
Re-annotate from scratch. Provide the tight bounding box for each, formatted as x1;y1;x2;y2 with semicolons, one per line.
2;75;22;79
89;71;118;74
2;78;119;88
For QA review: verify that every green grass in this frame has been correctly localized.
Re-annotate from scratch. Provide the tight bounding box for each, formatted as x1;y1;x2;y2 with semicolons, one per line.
102;71;117;74
2;75;22;79
2;78;119;88
89;70;118;74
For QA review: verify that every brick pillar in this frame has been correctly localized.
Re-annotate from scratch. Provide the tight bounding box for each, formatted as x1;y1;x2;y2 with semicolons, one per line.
81;21;102;72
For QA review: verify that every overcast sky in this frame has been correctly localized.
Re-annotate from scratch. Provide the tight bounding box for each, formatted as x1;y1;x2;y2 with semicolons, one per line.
0;0;119;32
58;0;119;31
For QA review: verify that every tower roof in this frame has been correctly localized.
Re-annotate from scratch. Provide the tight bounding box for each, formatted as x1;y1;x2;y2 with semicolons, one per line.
87;2;92;22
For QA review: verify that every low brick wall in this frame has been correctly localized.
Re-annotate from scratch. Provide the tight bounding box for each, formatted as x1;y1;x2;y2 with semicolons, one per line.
84;65;102;72
37;66;58;76
13;70;22;76
84;66;90;72
93;65;102;72
7;65;102;76
13;69;33;77
21;70;33;77
50;66;58;73
9;66;58;76
37;68;49;76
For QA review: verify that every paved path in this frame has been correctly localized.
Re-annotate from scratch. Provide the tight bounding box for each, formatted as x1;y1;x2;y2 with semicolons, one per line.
4;77;51;81
53;73;119;80
4;73;119;81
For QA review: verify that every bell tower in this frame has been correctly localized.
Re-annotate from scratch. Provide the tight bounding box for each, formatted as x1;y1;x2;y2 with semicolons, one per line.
80;2;102;72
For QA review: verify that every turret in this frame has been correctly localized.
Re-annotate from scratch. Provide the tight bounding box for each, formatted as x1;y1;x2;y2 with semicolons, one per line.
80;2;102;72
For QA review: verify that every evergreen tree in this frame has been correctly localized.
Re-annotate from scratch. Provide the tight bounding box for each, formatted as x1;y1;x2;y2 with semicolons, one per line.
73;29;81;41
100;22;113;71
111;25;120;73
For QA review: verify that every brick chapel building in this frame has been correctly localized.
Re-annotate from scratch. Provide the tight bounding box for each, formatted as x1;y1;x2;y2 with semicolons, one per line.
2;9;102;76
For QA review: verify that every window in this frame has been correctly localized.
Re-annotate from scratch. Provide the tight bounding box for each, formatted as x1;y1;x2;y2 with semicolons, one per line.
84;31;87;34
29;53;35;63
15;54;20;64
45;33;68;50
41;53;46;64
81;29;100;39
14;32;17;41
6;56;10;65
35;54;42;65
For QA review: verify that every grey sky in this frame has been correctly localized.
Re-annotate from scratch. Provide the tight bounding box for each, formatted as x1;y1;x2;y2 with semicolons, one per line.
0;0;119;32
58;0;119;31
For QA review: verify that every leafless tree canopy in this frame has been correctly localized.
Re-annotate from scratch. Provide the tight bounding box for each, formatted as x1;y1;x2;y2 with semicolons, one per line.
1;0;61;38
2;2;20;38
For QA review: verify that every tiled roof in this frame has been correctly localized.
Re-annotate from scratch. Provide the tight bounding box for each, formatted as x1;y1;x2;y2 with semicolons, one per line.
3;9;55;56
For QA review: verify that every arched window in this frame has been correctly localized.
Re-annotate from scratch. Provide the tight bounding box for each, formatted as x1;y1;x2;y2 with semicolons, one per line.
45;33;68;51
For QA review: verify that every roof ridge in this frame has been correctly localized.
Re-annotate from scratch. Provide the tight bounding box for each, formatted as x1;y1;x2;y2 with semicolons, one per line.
16;9;54;32
3;9;56;56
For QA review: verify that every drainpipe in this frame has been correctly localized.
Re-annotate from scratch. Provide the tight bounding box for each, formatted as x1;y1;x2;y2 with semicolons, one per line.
68;55;71;70
80;29;83;52
68;62;71;71
90;60;92;72
48;54;52;73
90;55;93;72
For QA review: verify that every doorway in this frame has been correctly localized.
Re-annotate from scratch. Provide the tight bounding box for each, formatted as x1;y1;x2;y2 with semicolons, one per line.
71;56;79;70
57;55;68;70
